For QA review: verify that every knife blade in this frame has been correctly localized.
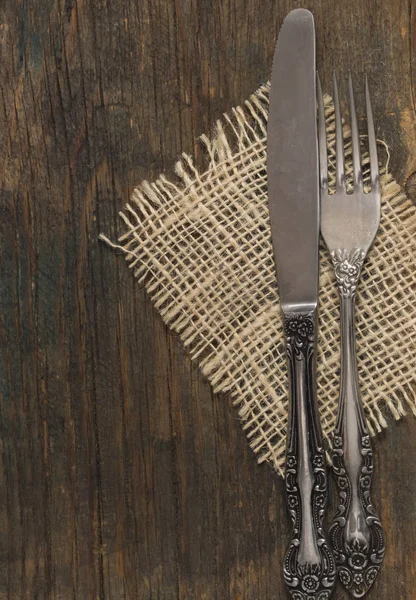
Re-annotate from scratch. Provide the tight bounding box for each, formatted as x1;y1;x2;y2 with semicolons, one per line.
267;9;336;599
268;8;319;313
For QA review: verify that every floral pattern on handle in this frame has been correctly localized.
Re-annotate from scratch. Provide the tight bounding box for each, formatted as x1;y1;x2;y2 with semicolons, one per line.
330;433;385;597
330;249;365;298
283;313;336;600
329;248;386;597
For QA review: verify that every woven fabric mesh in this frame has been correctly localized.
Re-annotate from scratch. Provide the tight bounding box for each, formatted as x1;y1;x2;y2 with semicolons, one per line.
102;83;416;475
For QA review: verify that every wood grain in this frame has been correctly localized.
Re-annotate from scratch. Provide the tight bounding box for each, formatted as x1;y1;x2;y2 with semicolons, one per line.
0;0;415;598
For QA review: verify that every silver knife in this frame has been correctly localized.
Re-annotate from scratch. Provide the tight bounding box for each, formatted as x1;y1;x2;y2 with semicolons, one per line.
267;9;336;599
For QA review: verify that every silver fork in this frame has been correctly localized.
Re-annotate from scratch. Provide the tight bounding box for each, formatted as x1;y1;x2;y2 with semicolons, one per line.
318;73;386;598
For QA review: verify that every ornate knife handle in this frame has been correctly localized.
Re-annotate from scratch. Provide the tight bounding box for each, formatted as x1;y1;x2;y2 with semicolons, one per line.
329;251;385;598
283;312;336;600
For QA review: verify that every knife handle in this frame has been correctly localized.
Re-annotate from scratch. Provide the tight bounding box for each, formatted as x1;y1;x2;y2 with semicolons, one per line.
283;311;336;600
329;293;385;597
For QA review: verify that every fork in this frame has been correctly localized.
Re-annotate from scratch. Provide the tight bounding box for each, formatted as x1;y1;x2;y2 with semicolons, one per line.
317;73;386;598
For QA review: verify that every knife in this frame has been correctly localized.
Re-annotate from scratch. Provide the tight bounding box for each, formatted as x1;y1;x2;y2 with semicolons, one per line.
267;9;336;599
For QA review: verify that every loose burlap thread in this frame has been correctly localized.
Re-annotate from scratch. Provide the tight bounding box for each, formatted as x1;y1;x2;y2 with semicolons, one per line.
101;83;416;475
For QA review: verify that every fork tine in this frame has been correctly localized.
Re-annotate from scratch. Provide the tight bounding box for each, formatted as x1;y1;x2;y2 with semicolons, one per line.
348;72;363;189
365;75;379;192
333;72;345;190
317;73;328;191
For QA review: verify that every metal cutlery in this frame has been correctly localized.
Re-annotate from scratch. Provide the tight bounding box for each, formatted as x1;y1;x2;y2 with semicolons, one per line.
267;10;336;599
318;73;386;597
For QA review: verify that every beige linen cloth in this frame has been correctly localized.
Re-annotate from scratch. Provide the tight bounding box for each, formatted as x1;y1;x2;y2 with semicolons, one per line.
101;83;416;475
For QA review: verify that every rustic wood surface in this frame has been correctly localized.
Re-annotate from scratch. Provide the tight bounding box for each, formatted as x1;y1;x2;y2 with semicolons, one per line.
1;0;415;598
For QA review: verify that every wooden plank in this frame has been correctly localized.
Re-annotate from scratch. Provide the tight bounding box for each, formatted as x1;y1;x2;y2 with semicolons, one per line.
0;0;415;598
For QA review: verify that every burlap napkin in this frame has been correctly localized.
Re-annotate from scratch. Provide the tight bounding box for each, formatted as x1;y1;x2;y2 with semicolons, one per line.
101;83;416;475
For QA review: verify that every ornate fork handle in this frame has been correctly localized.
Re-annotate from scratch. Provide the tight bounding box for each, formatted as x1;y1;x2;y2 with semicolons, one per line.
329;249;385;598
283;311;336;600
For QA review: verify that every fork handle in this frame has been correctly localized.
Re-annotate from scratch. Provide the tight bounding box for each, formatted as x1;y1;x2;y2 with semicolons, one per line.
329;267;385;598
283;311;336;600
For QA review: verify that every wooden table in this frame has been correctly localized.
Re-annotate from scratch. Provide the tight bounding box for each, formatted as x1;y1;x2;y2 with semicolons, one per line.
1;1;415;598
